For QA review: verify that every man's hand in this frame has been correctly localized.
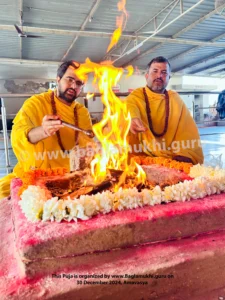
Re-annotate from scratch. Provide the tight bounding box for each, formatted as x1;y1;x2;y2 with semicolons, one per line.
27;115;65;144
130;118;147;134
42;115;64;136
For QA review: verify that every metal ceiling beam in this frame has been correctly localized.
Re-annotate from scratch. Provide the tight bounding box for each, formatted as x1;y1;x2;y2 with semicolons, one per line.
207;66;225;75
113;0;205;63
169;30;225;62
172;3;225;38
18;0;23;59
170;46;199;61
135;0;179;33
169;12;225;62
190;60;225;74
0;58;60;66
122;43;163;68
103;40;132;60
123;2;225;67
171;30;225;69
1;23;225;48
61;0;102;61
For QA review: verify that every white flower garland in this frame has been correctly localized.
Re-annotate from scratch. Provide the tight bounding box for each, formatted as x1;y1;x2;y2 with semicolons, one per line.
19;164;225;223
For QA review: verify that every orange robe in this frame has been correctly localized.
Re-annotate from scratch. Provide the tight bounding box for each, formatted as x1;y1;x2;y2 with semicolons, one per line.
126;87;204;164
0;90;93;198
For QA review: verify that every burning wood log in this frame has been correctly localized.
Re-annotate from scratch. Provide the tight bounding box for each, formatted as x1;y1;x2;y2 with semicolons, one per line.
87;180;113;195
108;168;124;181
60;180;113;199
61;186;94;199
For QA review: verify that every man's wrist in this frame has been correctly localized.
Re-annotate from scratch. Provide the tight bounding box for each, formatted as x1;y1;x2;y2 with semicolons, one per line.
42;125;49;137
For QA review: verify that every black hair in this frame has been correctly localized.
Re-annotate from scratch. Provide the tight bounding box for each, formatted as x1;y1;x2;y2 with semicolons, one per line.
57;60;80;79
147;56;171;72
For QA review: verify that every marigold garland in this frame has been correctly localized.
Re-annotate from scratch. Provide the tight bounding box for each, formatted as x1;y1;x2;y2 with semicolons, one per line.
131;156;193;174
18;167;68;197
17;158;192;198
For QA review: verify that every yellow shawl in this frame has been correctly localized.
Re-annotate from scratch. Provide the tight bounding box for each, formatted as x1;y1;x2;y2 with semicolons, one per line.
0;90;93;198
126;87;204;164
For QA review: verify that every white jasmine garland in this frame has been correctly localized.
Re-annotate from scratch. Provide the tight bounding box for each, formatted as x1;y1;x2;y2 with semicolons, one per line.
141;189;154;205
64;199;88;221
151;186;162;205
117;187;143;210
74;203;89;221
97;191;114;214
20;185;48;222
80;195;98;217
20;165;225;223
42;197;59;222
50;200;67;222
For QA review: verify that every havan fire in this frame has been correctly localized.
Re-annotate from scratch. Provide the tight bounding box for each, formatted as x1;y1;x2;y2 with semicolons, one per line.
36;57;192;198
20;0;193;200
35;0;192;199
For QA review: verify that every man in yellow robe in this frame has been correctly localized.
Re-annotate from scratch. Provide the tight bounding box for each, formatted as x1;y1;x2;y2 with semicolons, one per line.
0;61;93;198
126;56;204;165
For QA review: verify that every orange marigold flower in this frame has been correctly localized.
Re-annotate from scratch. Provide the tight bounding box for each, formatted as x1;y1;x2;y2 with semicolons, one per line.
18;167;69;198
131;156;142;165
135;155;193;174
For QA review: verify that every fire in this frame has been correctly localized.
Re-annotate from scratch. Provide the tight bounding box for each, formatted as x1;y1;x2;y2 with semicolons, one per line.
86;92;94;100
107;0;128;52
75;58;133;183
72;0;146;189
135;162;146;185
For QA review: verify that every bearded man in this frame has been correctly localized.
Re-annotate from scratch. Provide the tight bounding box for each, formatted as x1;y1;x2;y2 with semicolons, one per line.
126;56;204;164
0;61;93;198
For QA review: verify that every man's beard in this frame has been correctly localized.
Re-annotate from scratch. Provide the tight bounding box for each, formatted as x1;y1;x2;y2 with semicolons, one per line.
58;88;77;103
150;79;166;93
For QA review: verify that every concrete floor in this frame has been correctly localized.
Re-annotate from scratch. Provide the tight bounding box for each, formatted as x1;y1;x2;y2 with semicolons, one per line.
0;126;224;178
199;126;225;168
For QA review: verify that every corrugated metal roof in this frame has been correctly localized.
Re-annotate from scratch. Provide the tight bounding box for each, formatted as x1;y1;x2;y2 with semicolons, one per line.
66;36;111;62
0;2;17;24
172;46;225;72
140;43;195;69
23;0;95;28
0;0;225;78
0;30;20;58
133;0;215;38
22;33;76;61
179;14;225;41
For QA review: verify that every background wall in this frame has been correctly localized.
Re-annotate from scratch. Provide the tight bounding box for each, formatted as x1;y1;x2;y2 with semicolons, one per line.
1;73;225;127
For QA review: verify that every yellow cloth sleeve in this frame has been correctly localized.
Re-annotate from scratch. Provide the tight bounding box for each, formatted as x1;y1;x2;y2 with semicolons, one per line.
0;173;16;199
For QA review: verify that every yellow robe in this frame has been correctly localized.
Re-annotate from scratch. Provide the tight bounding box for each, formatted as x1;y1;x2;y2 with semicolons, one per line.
126;87;204;164
0;90;93;198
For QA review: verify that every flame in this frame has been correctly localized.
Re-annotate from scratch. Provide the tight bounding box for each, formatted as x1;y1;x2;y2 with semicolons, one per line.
107;0;128;52
69;1;147;191
134;162;146;185
74;1;132;187
75;58;133;183
86;92;94;100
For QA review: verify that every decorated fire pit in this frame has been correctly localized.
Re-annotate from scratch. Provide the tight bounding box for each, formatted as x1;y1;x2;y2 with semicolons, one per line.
16;59;225;223
18;158;225;222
